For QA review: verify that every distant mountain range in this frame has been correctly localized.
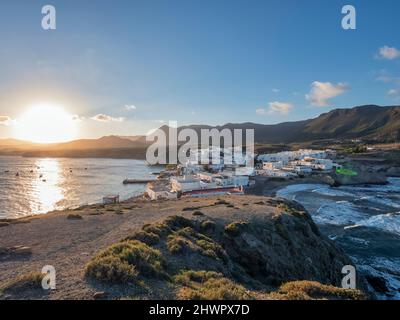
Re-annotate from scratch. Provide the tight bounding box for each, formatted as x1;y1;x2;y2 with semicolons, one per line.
162;105;400;144
0;105;399;158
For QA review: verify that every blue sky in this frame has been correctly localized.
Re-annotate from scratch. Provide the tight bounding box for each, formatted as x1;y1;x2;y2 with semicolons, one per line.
1;0;400;139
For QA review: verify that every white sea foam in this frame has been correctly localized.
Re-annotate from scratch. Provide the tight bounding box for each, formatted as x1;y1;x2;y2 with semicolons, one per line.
311;187;354;197
278;180;400;300
312;201;367;226
354;212;400;236
276;183;324;197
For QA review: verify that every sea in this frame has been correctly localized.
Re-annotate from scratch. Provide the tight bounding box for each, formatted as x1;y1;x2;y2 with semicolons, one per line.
277;177;400;300
0;156;162;219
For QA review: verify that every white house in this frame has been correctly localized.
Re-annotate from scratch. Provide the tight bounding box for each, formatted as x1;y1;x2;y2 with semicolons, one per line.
170;176;202;192
146;184;177;200
263;161;284;170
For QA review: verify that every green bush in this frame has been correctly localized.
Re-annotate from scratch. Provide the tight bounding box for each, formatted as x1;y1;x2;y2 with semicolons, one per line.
224;221;248;237
167;234;193;254
85;240;167;283
85;256;138;283
267;280;366;300
174;270;251;300
200;220;216;231
126;230;160;246
0;272;45;294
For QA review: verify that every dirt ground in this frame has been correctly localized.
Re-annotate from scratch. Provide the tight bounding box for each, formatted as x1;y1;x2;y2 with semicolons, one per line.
0;195;281;299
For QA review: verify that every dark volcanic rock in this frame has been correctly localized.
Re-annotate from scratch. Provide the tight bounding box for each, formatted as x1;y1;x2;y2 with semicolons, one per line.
365;275;389;294
331;170;387;186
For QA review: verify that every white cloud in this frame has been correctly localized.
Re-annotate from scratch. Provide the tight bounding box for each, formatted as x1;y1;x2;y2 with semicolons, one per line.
375;71;400;85
256;108;266;115
306;81;348;107
71;114;85;122
376;74;392;83
91;114;124;122
256;102;293;116
268;101;293;115
124;104;137;111
378;46;400;60
272;88;280;93
388;88;400;96
0;116;14;126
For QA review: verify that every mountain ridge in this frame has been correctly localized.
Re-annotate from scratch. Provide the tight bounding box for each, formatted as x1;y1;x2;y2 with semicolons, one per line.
0;105;399;152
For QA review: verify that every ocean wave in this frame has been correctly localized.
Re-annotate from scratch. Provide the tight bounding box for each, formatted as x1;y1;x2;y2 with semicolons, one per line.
312;201;368;226
356;256;400;300
353;212;400;236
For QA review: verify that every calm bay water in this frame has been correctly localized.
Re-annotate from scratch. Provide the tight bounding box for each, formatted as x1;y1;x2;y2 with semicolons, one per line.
0;156;161;219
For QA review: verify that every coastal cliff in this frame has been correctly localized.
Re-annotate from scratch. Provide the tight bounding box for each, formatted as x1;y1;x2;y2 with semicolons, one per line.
0;195;366;300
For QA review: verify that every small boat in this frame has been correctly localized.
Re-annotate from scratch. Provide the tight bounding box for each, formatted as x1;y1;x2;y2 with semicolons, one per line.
123;178;155;184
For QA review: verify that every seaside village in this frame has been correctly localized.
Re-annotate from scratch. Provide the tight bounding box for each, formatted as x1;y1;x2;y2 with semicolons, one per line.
135;147;341;201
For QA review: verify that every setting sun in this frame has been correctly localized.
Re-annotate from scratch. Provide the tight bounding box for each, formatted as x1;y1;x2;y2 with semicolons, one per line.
14;104;78;144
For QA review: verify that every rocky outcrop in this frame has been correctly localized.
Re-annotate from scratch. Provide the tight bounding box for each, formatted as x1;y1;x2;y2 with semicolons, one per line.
330;164;387;186
84;197;367;299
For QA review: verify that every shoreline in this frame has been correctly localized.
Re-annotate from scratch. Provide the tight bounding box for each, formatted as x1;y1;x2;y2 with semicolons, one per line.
2;175;397;299
1;172;394;223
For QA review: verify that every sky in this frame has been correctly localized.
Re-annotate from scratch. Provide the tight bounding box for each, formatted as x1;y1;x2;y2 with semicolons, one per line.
1;0;400;140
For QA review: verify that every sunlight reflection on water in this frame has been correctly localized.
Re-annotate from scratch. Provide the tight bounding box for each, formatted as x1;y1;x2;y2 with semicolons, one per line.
29;158;64;214
0;156;159;219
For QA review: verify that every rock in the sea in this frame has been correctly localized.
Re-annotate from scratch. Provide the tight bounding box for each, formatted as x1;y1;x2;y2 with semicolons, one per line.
331;170;387;186
365;275;389;294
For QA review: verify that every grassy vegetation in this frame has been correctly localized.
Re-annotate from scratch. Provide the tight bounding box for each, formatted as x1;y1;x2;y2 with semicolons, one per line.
277;203;306;218
84;213;367;300
266;280;366;300
85;240;167;283
174;270;251;300
224;221;248;237
126;230;160;246
167;234;194;254
0;272;44;294
164;215;194;230
200;220;216;231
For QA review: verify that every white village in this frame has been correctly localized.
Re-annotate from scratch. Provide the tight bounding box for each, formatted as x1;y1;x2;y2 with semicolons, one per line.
142;148;341;201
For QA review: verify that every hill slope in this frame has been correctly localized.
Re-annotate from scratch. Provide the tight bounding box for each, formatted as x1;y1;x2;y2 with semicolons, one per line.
1;105;398;158
167;105;400;143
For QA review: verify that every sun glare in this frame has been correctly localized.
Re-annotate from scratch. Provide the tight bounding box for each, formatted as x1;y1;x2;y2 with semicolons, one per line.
15;104;78;144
